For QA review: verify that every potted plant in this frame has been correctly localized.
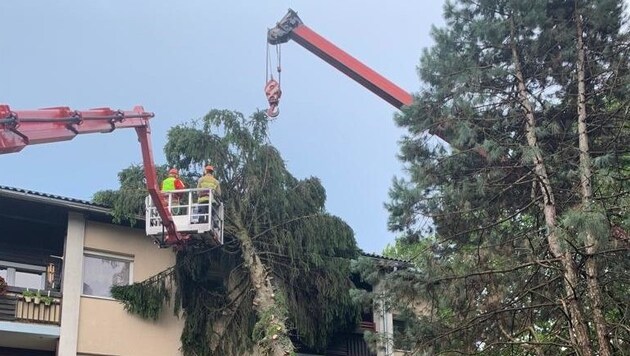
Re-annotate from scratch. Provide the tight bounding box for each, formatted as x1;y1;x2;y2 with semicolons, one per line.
0;276;7;296
41;295;54;307
22;289;35;302
34;290;41;304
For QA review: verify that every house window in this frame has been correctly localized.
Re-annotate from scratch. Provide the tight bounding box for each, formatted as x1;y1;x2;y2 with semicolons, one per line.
0;260;46;290
393;318;412;351
82;252;133;298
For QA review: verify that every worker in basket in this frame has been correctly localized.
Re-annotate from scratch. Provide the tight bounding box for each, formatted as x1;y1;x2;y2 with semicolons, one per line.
161;168;186;214
197;165;221;227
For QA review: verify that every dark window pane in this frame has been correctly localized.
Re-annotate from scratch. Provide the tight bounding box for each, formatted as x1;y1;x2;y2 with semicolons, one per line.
393;319;411;351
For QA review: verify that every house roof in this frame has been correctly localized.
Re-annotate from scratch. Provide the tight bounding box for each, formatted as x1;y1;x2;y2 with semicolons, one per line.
361;251;411;269
0;185;111;216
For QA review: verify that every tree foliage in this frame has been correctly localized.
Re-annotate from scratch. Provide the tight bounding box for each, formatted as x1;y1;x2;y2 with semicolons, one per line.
96;110;360;355
110;267;173;320
359;0;630;354
93;164;165;225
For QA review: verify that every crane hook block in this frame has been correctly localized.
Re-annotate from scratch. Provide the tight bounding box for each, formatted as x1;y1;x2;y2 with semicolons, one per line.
264;79;282;118
268;9;303;45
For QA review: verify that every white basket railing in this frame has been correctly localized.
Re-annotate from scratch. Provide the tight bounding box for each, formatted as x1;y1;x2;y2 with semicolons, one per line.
145;188;224;244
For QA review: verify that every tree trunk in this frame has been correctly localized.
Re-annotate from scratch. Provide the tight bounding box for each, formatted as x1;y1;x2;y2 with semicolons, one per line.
508;15;592;354
575;9;612;356
236;218;295;356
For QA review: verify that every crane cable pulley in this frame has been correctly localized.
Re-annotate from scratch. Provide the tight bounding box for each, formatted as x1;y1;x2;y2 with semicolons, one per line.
265;42;282;118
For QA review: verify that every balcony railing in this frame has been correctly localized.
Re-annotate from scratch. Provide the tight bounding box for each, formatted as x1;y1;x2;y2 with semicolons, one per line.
0;290;61;325
358;321;376;331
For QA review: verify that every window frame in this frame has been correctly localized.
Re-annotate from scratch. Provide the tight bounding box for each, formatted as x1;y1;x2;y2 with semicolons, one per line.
81;250;134;300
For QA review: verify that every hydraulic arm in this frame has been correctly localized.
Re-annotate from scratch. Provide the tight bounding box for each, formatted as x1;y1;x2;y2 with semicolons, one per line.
0;105;184;246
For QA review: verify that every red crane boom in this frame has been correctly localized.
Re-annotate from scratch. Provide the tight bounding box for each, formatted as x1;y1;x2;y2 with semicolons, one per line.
267;9;491;158
0;105;184;246
268;9;412;110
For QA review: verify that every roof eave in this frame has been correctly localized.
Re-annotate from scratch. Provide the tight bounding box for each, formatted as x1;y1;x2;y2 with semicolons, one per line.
0;188;111;216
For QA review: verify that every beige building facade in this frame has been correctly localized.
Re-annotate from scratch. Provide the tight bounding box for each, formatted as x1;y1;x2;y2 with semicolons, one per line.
0;186;410;356
0;186;183;356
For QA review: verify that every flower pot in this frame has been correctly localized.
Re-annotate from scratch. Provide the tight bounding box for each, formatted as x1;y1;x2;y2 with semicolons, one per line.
44;300;52;306
24;296;32;303
34;297;41;304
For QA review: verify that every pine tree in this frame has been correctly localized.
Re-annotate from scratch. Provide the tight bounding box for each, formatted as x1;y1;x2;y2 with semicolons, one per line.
96;110;361;355
359;0;629;354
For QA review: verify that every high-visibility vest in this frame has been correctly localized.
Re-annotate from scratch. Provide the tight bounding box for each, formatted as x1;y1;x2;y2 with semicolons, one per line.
197;175;220;202
162;177;177;191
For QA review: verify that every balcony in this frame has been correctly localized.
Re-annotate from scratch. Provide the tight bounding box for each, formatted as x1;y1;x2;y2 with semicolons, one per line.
0;209;65;323
0;290;61;325
0;258;63;326
0;188;68;353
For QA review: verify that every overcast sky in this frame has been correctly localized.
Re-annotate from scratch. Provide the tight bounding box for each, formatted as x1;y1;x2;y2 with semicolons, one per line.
0;1;445;253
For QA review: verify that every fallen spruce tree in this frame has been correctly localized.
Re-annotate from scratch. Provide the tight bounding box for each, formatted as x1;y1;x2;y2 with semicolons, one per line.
94;109;361;356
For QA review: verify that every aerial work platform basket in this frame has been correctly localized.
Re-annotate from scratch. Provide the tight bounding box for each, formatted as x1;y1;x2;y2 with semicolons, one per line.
145;188;224;246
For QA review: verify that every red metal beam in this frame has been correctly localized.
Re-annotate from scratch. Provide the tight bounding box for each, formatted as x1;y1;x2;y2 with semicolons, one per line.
0;105;153;154
0;104;185;246
290;24;413;109
268;10;489;159
268;9;412;110
133;107;183;246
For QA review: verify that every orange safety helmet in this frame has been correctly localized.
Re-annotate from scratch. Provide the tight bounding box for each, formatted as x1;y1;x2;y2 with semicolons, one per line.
205;165;215;172
168;168;179;175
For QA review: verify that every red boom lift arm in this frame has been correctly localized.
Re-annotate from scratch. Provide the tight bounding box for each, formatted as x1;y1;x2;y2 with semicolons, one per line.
0;104;184;246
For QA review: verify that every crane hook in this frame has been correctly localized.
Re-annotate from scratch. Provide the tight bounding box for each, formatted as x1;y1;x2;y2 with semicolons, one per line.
267;105;280;118
264;79;282;118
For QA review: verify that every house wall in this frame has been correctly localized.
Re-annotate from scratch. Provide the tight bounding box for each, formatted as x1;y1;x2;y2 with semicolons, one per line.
373;277;431;356
76;221;184;356
372;281;393;356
